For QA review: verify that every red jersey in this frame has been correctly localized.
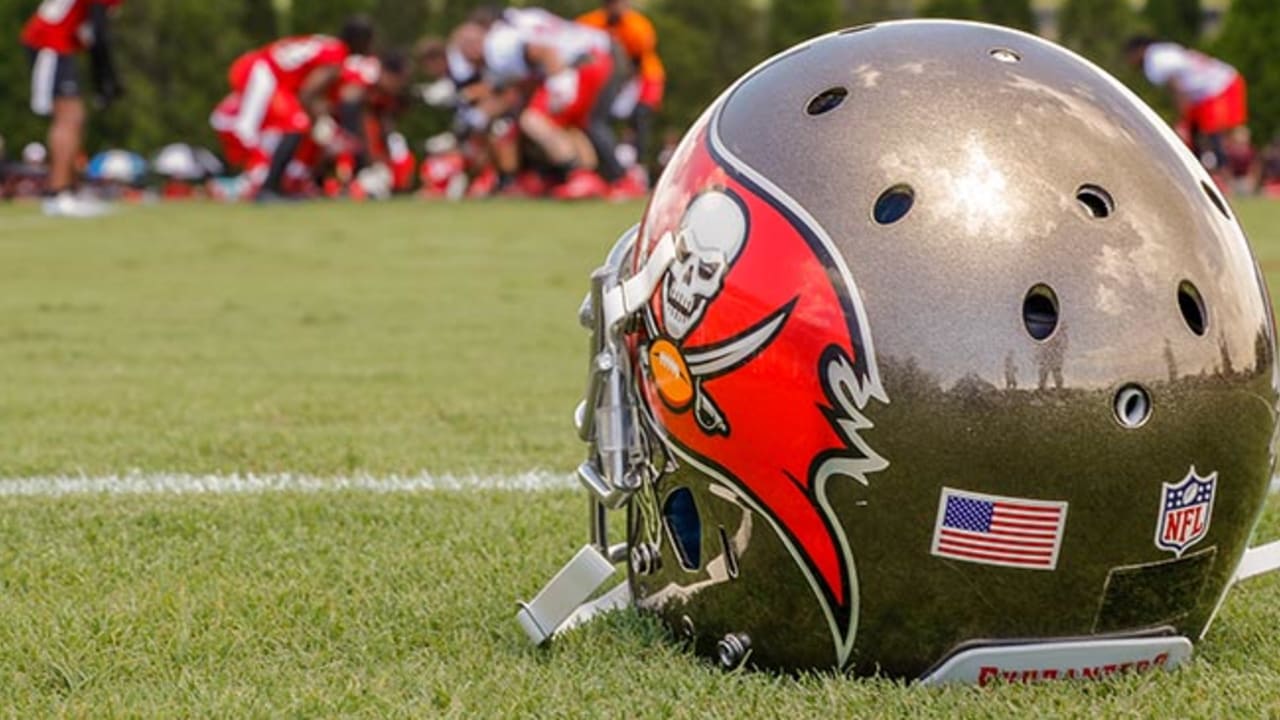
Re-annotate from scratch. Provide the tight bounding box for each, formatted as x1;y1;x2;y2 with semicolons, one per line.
21;0;122;53
333;55;403;115
334;54;381;99
243;35;349;93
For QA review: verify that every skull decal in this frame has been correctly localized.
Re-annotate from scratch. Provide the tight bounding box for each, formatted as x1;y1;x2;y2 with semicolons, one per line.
663;191;748;340
645;188;790;436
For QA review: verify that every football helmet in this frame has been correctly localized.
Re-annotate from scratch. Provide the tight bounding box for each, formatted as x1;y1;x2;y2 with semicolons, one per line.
517;20;1280;683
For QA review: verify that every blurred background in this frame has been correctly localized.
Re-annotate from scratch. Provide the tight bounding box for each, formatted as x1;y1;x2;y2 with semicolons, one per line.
1;0;1275;170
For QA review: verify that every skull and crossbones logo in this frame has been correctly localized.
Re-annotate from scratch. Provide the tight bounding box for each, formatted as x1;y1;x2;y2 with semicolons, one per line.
644;190;791;435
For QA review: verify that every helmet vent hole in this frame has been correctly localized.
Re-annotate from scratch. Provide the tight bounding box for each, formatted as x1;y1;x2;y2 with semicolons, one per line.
806;87;848;116
662;487;702;571
1114;384;1152;429
838;25;876;35
989;47;1021;63
873;185;914;225
1201;180;1231;220
1178;280;1208;336
1075;185;1114;219
1022;284;1059;341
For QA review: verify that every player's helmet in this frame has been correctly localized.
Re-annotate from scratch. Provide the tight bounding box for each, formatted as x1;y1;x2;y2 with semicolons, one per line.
340;14;375;56
518;20;1280;683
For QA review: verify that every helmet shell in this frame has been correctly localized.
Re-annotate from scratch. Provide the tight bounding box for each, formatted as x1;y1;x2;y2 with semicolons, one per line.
623;20;1279;678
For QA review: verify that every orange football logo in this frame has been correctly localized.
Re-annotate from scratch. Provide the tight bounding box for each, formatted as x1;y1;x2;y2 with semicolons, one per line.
649;338;694;410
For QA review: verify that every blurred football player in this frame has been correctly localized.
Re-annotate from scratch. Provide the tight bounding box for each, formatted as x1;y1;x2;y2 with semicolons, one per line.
1126;37;1247;178
211;15;375;199
577;0;664;187
325;50;413;198
21;0;124;217
433;25;524;197
458;8;643;200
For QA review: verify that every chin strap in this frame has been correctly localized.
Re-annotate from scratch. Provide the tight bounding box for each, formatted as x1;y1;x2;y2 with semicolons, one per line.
600;230;677;327
516;226;675;646
1234;539;1280;583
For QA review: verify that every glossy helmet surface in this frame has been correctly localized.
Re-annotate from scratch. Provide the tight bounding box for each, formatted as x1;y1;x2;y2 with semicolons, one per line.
522;20;1280;682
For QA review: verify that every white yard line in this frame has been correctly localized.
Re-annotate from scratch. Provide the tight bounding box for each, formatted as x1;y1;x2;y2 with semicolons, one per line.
0;471;576;498
0;471;1273;498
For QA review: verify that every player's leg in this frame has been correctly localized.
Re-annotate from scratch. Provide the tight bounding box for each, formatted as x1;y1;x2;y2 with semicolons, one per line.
234;60;276;147
489;117;523;194
46;95;84;196
630;103;655;185
258;91;312;199
583;104;624;184
30;48;105;217
578;48;646;199
632;74;664;180
209;92;271;201
523;107;608;200
518;107;585;173
631;104;653;162
517;108;588;196
260;134;304;198
576;51;625;185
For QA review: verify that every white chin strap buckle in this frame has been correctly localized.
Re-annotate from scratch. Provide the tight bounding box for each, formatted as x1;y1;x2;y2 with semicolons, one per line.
516;545;629;645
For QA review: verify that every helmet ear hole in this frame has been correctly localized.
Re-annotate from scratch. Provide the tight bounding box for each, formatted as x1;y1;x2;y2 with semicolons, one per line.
662;487;702;571
1022;284;1059;341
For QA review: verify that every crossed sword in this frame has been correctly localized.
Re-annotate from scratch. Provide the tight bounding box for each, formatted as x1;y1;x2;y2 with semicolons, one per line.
644;300;794;436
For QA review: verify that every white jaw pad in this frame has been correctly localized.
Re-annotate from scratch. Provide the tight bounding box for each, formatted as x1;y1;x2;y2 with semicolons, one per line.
918;636;1193;686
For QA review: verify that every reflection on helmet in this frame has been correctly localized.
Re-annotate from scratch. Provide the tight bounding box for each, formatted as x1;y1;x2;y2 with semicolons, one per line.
524;20;1280;684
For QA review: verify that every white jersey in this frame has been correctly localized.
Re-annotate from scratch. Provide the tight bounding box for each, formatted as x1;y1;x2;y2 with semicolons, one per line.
483;7;610;84
446;45;479;87
1143;43;1237;103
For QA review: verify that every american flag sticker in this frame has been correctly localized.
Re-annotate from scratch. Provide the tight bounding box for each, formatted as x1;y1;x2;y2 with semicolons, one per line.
930;487;1068;570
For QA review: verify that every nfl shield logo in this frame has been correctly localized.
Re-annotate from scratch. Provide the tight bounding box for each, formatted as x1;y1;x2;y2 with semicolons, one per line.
1154;468;1217;557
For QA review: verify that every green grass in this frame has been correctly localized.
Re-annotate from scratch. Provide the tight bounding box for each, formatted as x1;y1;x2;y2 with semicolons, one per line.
0;200;632;477
0;198;1279;716
0;490;1274;718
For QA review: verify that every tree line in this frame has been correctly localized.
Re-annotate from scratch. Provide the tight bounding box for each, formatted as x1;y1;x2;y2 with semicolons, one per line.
1;0;1277;161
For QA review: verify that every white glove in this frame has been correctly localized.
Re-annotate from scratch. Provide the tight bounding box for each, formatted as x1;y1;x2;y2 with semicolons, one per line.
545;70;579;114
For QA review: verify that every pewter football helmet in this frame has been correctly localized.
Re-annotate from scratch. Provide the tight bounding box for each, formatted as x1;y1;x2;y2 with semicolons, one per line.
518;20;1280;683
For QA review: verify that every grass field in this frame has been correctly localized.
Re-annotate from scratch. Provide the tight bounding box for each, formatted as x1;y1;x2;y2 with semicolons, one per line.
1;198;1279;716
